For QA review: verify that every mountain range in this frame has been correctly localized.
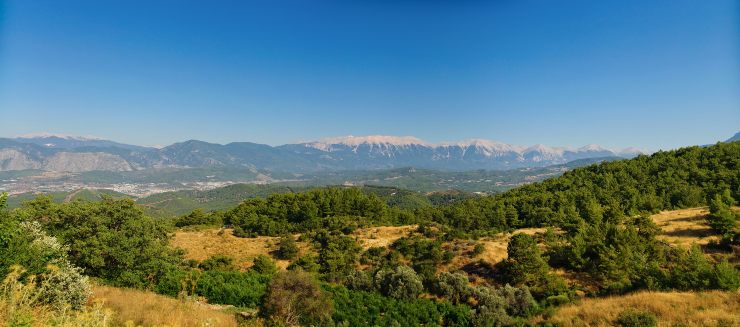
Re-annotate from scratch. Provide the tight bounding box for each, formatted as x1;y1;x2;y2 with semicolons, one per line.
0;133;660;173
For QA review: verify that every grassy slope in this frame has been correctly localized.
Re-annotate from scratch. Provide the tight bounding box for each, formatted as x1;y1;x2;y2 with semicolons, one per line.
542;290;739;326
169;206;738;325
91;285;238;327
652;206;740;247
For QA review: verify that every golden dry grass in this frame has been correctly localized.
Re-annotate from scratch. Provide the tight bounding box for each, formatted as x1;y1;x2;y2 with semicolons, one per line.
651;207;717;246
352;225;417;249
476;227;550;265
651;206;740;247
172;226;418;270
543;290;740;326
172;225;550;272
91;285;238;327
351;225;550;270
171;229;311;270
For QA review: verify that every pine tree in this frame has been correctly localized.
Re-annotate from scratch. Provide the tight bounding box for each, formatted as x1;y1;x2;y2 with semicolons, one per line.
707;193;737;239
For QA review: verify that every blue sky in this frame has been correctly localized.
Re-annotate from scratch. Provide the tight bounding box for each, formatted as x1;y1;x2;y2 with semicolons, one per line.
0;0;738;150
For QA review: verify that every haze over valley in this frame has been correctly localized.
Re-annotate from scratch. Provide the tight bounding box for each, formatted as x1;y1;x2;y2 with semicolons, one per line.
0;133;649;196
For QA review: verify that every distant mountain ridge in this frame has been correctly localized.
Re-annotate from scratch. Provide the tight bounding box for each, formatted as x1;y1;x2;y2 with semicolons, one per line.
0;133;657;172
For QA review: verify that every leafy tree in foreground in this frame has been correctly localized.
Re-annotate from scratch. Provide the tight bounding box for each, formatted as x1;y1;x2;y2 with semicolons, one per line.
15;196;182;288
263;270;333;326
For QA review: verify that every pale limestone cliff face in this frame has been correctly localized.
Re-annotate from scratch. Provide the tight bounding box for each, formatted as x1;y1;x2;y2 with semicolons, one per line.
43;152;134;172
0;149;42;170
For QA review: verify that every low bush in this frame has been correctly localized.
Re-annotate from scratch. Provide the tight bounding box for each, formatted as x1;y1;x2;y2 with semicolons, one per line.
287;254;320;273
251;255;278;275
327;286;471;326
373;265;424;300
262;270;333;326
614;309;657;327
199;255;237;271
276;235;299;260
0;266;110;326
196;270;271;308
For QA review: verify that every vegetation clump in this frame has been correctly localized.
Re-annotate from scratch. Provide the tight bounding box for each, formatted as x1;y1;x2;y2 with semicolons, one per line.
276;234;300;260
614;309;657;327
262;270;333;326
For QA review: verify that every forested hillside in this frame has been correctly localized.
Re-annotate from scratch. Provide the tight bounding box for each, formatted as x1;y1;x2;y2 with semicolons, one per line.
1;142;738;326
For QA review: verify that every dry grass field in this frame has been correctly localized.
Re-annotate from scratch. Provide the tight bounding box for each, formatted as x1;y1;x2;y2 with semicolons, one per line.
172;226;421;271
171;225;552;274
171;228;311;270
351;225;417;249
651;207;717;246
542;290;740;326
91;285;238;327
651;206;739;247
475;227;550;265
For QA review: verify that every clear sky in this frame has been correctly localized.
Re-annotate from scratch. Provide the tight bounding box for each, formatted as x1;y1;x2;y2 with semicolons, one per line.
0;0;738;150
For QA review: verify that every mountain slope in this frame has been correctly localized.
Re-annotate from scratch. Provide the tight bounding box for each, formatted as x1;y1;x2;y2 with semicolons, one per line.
0;134;643;172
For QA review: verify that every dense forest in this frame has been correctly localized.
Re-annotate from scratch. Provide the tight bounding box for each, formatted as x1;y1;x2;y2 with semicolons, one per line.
1;142;738;326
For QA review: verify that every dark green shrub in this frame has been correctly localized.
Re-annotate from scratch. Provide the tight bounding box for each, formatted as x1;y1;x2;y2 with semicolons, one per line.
196;270;271;307
174;209;222;227
505;234;549;286
497;284;537;317
327;286;471;326
155;268;192;297
614;309;657;327
373;265;424;300
287;254;320;273
276;235;299;260
707;192;737;242
360;246;389;266
251;255;278;275
436;272;471;304
263;270;333;325
713;260;740;290
199;255;236;271
470;286;511;326
472;243;485;256
315;233;361;282
345;270;374;291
